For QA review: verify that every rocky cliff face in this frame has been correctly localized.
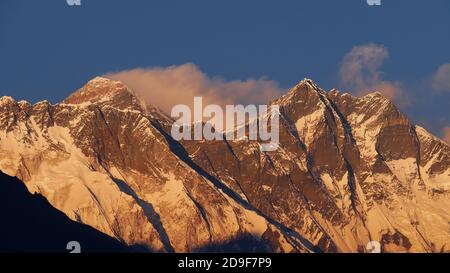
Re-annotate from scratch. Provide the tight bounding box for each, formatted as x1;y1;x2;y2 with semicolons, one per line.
0;77;448;252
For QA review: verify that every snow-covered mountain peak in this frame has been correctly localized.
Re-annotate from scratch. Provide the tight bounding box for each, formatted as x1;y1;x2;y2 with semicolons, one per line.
274;78;326;107
360;91;392;104
85;76;125;90
63;77;132;105
293;78;325;94
33;100;51;108
62;77;144;112
17;100;31;108
0;96;15;107
89;76;117;84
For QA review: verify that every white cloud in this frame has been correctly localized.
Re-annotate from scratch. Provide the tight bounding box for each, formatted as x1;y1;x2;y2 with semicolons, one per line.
339;43;408;107
104;63;284;114
431;63;450;92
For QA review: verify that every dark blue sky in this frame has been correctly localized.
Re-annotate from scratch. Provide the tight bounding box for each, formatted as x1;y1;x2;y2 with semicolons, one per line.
1;0;449;137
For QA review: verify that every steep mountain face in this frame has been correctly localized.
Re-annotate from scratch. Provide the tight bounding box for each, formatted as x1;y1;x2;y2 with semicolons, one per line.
0;77;448;252
0;171;130;253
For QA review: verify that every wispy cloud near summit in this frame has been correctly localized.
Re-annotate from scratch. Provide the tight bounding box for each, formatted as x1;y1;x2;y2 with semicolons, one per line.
339;43;408;107
431;63;450;93
104;63;285;113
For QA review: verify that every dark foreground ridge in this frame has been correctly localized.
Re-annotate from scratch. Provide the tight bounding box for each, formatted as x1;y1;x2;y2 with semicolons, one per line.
0;171;130;253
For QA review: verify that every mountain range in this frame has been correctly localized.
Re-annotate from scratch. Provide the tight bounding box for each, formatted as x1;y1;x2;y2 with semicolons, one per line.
0;77;448;253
